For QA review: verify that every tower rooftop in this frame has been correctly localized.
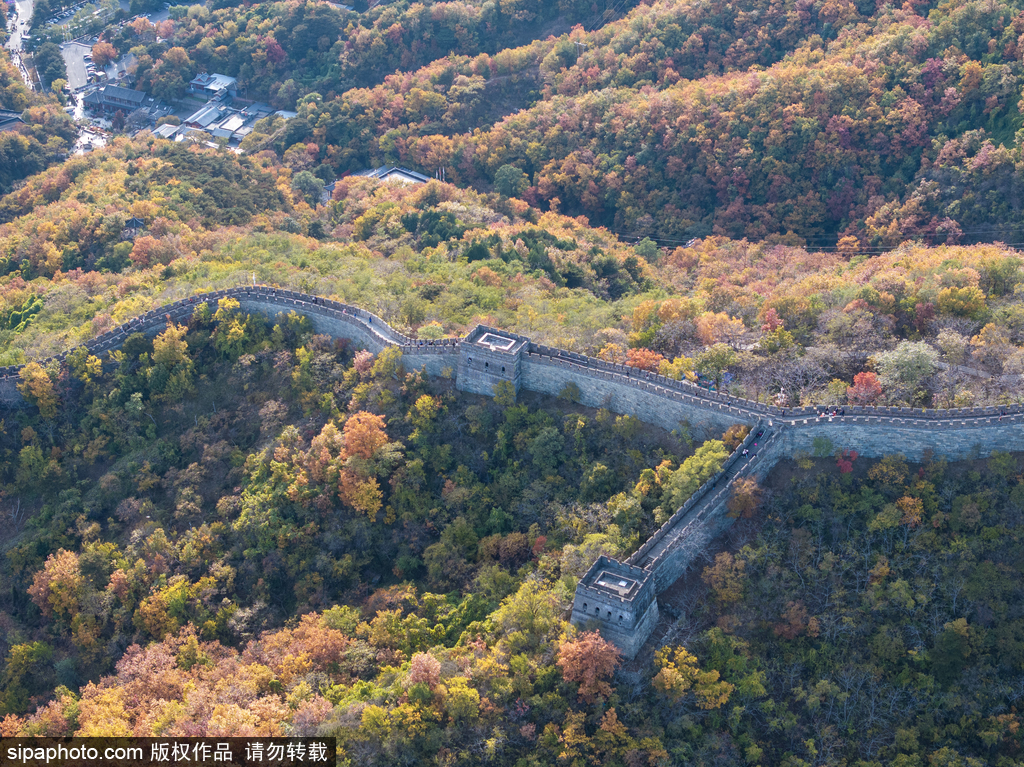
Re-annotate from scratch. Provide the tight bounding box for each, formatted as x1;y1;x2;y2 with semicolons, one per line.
464;325;528;356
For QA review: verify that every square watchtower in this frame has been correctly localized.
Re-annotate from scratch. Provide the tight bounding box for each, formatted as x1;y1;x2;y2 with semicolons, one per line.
457;325;527;397
571;555;660;659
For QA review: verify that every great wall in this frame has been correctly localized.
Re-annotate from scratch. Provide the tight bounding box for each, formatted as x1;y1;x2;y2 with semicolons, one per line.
2;285;1022;657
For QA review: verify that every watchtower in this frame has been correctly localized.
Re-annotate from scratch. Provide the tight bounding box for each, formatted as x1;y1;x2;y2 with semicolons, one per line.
457;325;527;397
571;555;660;659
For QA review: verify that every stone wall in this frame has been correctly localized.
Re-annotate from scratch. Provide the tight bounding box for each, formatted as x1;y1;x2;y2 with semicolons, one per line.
6;283;1024;657
520;354;745;439
599;599;660;660
400;348;459;378
570;556;660;659
769;417;1024;462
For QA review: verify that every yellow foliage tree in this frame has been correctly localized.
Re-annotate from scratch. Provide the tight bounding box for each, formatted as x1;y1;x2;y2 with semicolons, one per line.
67;347;103;386
152;323;191;367
702;552;747;605
658;356;694;380
936;286;986;319
75;685;133;737
17;362;58;419
695;312;746;346
896;496;924;528
653;646;734;709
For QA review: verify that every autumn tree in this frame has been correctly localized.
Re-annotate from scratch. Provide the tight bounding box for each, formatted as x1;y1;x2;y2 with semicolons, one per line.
67;347;103;386
847;371;882;405
91;41;117;68
936;286;986;319
721;424;750;449
371;346;403;379
761;307;783;332
653;646;734;709
28;549;85;624
343;411;389;459
896;496;924;527
406;652;441;691
936;328;969;364
556;631;620;704
149;323;194;402
774;600;820;639
702;552;746;606
659;356;694;380
836;449;858;473
696;313;746;346
18;362;58;418
625;347;665;371
726;477;762;519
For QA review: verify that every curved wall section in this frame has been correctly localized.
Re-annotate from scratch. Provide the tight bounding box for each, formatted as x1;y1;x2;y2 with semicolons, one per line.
2;284;1023;659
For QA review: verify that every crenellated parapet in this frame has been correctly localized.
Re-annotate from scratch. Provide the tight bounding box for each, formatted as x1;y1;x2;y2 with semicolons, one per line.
457;325;527;396
570;556;660;660
1;285;1023;659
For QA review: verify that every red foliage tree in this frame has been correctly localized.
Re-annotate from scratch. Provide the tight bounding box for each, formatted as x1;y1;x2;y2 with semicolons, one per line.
836;449;858;473
761;307;782;332
914;301;936;332
847;372;882;405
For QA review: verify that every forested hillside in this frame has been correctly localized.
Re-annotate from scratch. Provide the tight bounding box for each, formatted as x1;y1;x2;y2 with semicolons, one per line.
0;301;710;725
1;315;1021;767
0;51;77;196
2;156;1023;410
85;0;1024;246
2;0;1024;760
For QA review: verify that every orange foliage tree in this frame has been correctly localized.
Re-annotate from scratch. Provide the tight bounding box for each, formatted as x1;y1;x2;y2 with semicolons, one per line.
556;631;621;704
624;347;665;371
695;312;746;346
726;477;762;519
91;42;117;68
847;371;882;405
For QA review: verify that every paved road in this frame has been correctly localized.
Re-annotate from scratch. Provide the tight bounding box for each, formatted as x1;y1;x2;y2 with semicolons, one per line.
8;0;34;49
4;0;36;89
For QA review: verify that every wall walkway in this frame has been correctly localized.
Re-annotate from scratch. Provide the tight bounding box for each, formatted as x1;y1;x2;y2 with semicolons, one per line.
2;285;1022;656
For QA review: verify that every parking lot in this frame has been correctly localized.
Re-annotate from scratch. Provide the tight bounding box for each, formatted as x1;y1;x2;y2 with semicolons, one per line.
43;0;98;39
61;40;94;90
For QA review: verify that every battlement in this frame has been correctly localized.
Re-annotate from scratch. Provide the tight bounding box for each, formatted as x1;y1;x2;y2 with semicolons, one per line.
571;556;659;659
4;284;1024;661
456;325;526;396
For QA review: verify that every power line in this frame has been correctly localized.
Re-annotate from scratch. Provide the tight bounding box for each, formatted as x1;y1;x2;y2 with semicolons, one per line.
597;222;1024;254
581;0;635;34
